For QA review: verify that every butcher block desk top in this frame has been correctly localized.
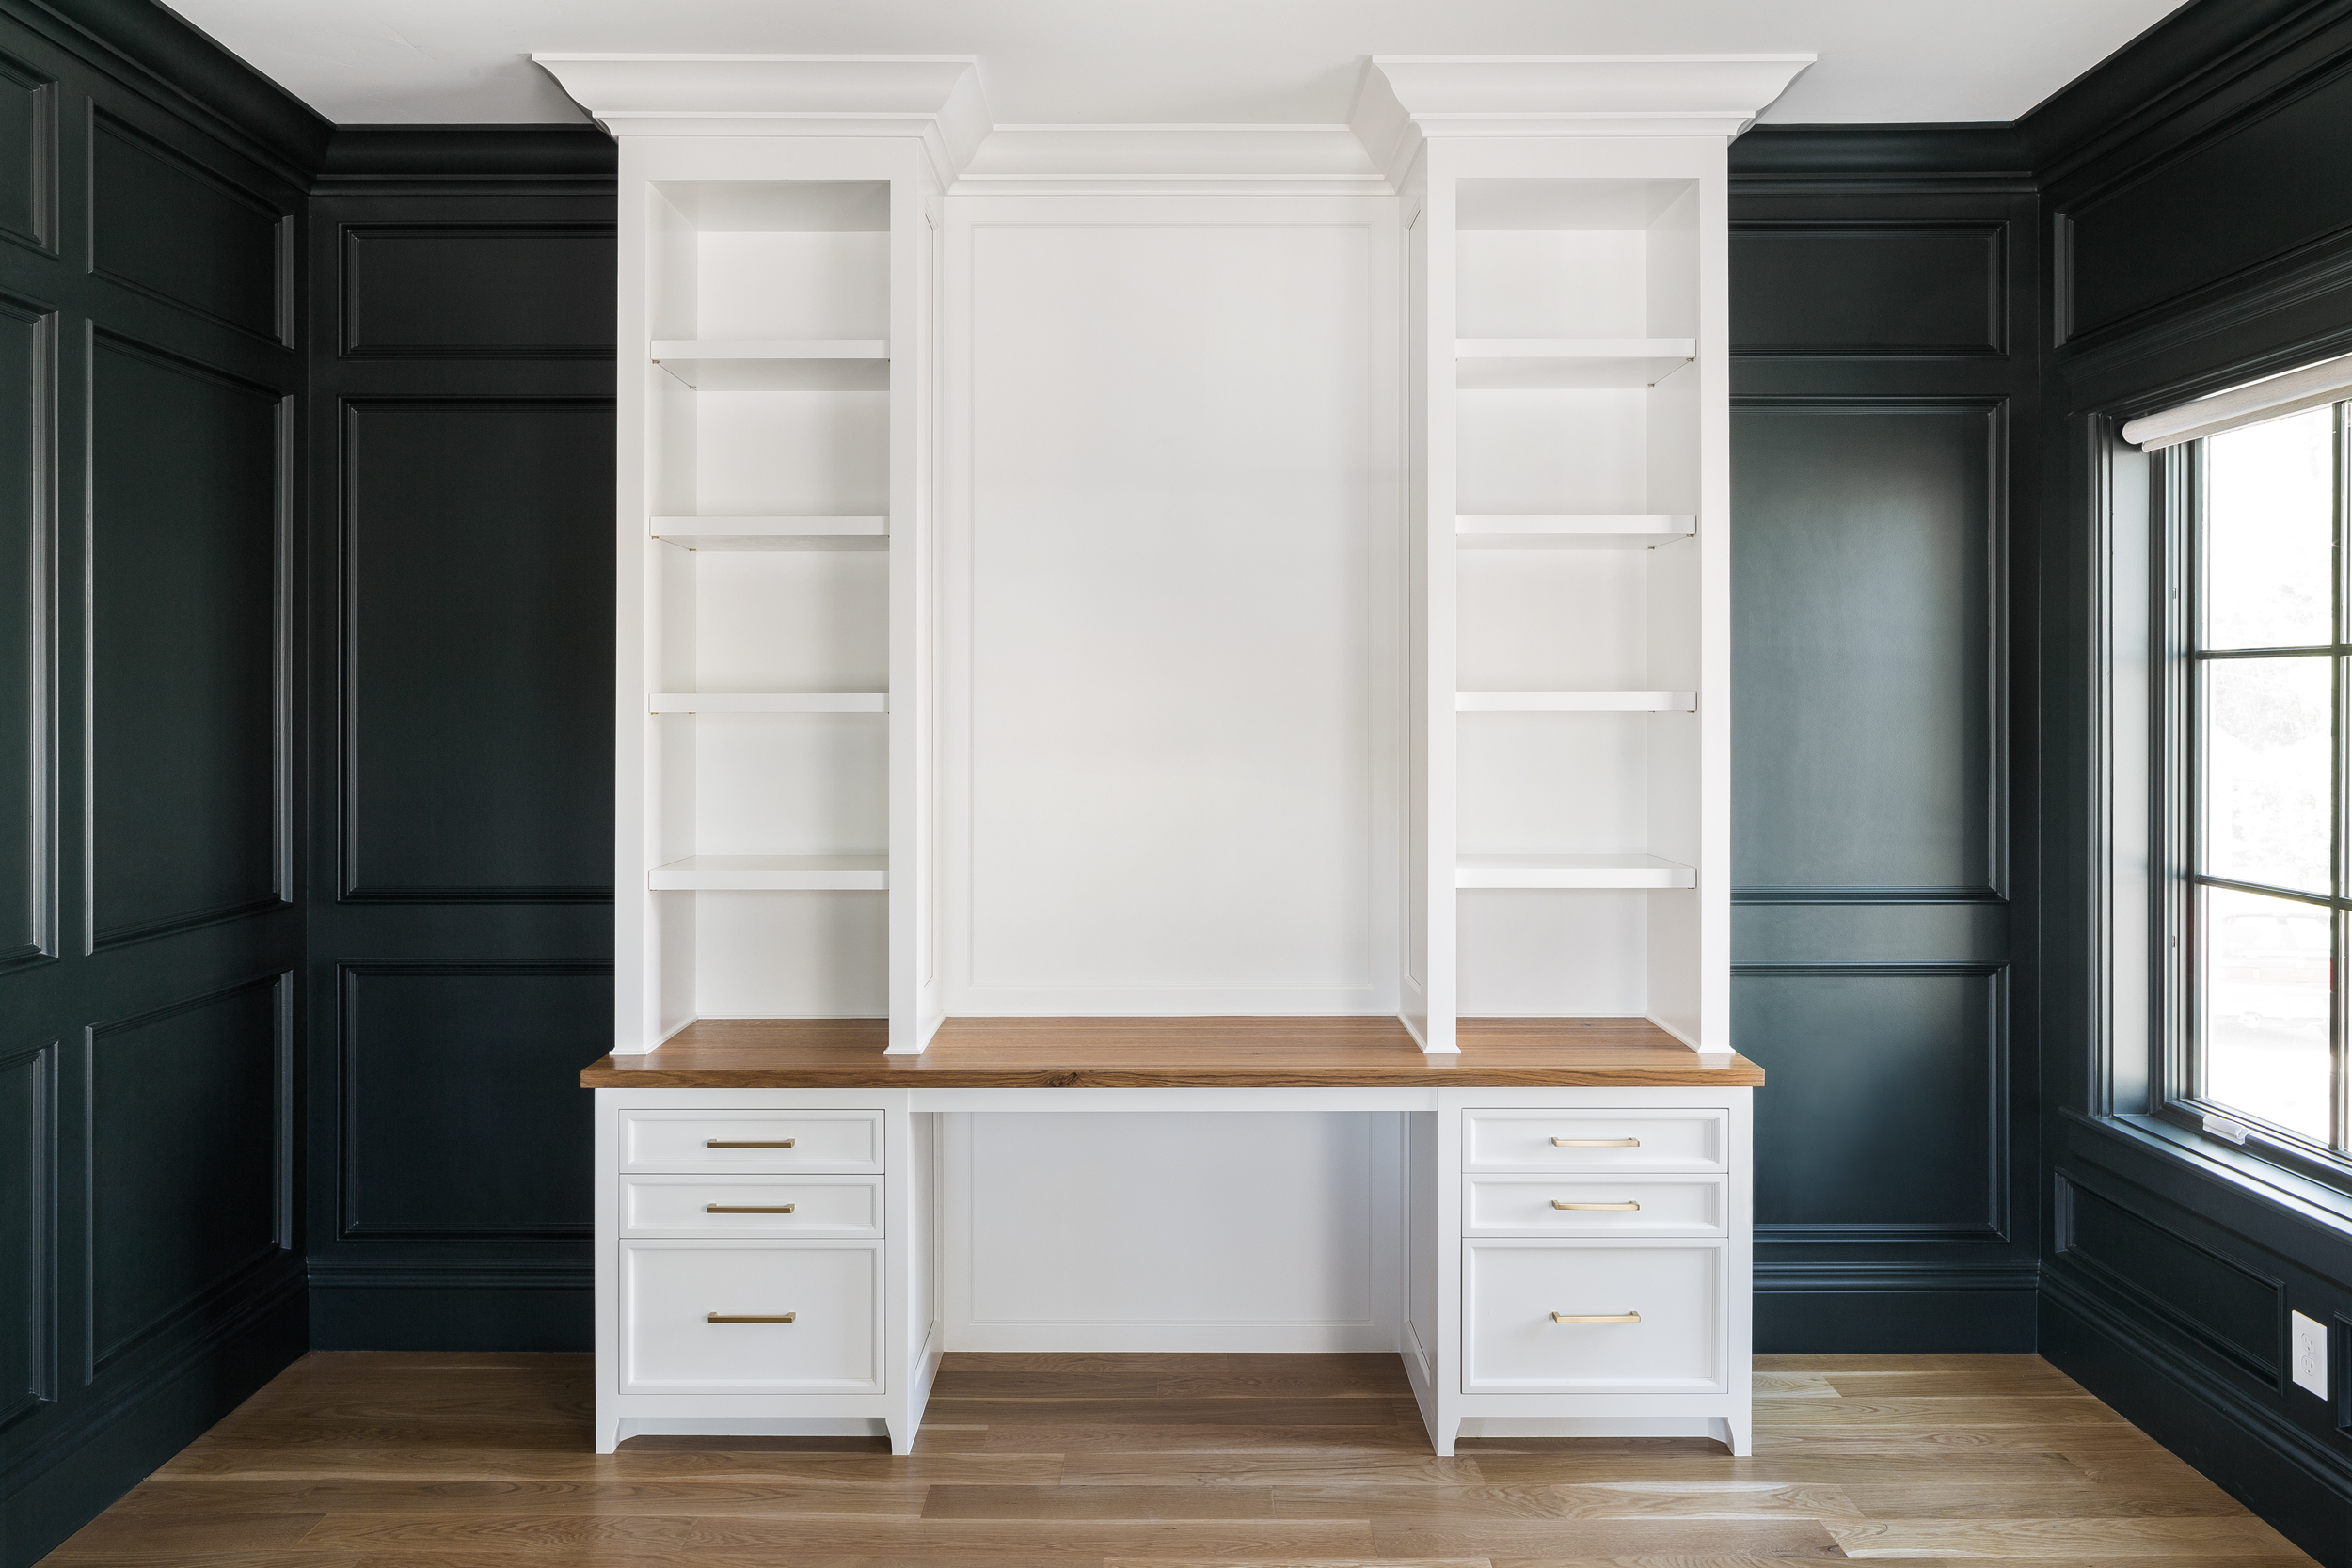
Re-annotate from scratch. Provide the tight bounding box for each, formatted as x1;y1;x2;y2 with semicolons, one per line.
580;1017;1764;1089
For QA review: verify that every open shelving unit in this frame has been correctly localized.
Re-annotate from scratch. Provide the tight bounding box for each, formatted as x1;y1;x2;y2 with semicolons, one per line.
1404;153;1727;1056
617;142;941;1053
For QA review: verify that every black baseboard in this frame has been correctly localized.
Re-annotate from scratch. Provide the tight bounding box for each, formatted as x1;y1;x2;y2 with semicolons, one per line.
0;1267;305;1568
307;1261;592;1351
1756;1263;2041;1352
2041;1271;2352;1568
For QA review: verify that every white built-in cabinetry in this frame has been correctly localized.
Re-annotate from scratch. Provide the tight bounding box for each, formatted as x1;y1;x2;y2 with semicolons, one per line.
542;47;1805;1462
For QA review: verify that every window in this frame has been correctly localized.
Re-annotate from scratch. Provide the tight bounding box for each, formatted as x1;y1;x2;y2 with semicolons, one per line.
2168;400;2349;1160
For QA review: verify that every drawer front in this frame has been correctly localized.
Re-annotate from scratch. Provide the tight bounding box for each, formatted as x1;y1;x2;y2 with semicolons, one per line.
1464;1110;1725;1172
1465;1176;1725;1237
623;1176;883;1238
621;1243;881;1392
1464;1241;1724;1393
621;1110;883;1172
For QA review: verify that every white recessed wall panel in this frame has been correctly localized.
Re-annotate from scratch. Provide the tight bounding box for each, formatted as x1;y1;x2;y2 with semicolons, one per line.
1456;713;1646;855
693;551;887;690
694;891;888;1018
1458;890;1647;1016
1456;389;1647;515
697;391;888;517
1457;549;1646;690
692;714;888;855
1455;230;1645;339
958;216;1379;1009
948;1112;1388;1352
698;232;889;340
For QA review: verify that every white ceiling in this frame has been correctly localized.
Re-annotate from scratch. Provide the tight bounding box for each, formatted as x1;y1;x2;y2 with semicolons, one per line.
162;0;2192;128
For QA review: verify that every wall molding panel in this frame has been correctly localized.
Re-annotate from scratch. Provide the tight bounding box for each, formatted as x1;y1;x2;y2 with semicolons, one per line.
87;108;288;346
0;291;51;976
79;973;290;1381
0;1040;55;1437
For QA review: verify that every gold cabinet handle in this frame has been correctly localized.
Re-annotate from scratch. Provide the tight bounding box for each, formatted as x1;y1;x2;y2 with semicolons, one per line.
1552;1311;1641;1323
706;1204;795;1213
1553;1136;1640;1147
707;1312;796;1323
1552;1199;1640;1211
707;1139;795;1148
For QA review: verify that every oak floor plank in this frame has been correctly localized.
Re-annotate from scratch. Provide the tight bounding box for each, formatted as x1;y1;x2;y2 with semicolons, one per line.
1368;1518;1844;1556
109;1477;932;1517
925;1396;1423;1427
921;1484;1279;1518
1060;1454;1491;1486
1841;1479;2247;1519
1268;1484;1863;1521
1158;1354;1419;1400
1828;1514;2304;1556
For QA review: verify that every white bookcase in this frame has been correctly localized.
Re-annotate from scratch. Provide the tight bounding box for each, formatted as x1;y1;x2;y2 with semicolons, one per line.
579;70;978;1056
548;52;1805;1060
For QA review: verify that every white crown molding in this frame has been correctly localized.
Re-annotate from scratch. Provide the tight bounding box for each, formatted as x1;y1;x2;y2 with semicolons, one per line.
951;125;1387;196
1350;55;1816;182
532;54;993;183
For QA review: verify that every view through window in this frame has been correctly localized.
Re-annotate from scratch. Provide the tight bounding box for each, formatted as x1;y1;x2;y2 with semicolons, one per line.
2185;401;2346;1153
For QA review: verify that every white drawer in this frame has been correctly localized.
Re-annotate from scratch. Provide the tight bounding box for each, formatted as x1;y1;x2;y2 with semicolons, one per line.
620;1243;881;1393
1464;1109;1725;1172
1464;1241;1724;1393
1465;1176;1725;1237
623;1176;883;1238
621;1110;883;1172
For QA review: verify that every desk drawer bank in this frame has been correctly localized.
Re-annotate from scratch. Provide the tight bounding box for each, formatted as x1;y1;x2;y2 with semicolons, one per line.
583;1019;1762;1457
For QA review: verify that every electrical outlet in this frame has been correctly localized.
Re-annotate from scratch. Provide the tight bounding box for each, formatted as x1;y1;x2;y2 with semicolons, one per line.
2292;1310;2328;1399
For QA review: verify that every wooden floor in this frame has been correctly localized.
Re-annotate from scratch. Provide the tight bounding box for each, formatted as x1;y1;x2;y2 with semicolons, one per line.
38;1352;2318;1565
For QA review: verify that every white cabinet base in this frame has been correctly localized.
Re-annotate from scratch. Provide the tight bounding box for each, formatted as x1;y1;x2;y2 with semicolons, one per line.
597;1085;1749;1459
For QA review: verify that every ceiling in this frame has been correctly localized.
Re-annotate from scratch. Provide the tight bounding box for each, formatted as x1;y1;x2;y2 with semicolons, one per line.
161;0;2193;128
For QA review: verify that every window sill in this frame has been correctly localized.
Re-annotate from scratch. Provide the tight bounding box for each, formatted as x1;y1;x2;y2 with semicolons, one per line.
2100;1110;2352;1239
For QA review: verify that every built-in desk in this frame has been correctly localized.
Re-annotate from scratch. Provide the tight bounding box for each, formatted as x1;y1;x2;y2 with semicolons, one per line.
585;1021;1761;1457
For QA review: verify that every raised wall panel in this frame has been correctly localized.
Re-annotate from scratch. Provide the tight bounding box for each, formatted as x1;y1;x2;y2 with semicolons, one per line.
342;225;618;357
2068;67;2352;341
1736;967;2002;1243
342;398;614;901
0;50;53;253
338;964;605;1240
0;1041;53;1431
87;977;282;1376
0;297;47;967
89;113;282;341
1730;399;2001;895
959;219;1377;1010
1730;225;2003;355
89;335;282;947
2058;1175;2283;1380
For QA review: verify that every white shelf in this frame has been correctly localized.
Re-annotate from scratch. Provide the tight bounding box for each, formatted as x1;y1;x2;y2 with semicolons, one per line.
648;855;888;892
1455;338;1694;390
653;516;887;551
1456;854;1696;890
1456;515;1693;549
651;692;888;714
1457;691;1693;713
651;340;890;391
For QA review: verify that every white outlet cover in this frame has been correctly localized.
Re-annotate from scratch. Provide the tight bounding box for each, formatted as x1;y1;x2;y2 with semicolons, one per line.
2292;1309;2328;1399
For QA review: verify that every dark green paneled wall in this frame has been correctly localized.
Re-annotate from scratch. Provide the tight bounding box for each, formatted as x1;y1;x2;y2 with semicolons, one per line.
302;148;615;1351
0;4;311;1563
1725;170;2042;1349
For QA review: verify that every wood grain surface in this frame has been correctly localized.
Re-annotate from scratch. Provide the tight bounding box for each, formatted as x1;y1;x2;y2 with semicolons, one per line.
38;1350;2315;1565
580;1016;1766;1088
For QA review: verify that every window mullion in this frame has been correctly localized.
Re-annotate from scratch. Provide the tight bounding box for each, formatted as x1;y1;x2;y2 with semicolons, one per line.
2336;402;2350;1151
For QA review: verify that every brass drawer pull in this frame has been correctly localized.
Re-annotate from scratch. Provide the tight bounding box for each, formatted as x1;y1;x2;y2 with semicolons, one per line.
1552;1310;1641;1323
707;1139;795;1148
706;1204;796;1213
1552;1199;1640;1211
707;1312;796;1323
1553;1136;1639;1147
